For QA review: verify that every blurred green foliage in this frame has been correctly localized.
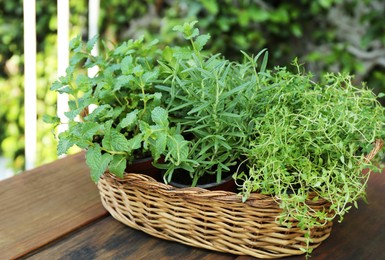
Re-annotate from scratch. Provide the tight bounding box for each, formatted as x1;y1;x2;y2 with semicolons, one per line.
1;0;384;172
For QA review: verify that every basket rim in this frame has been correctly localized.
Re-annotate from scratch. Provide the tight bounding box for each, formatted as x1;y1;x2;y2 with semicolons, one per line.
101;138;383;206
102;171;329;207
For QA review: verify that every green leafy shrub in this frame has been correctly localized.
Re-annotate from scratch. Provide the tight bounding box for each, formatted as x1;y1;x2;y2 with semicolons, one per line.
236;61;385;254
45;35;188;182
156;22;268;185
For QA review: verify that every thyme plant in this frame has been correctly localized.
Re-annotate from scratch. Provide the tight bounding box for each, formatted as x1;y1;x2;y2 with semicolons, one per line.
236;61;385;254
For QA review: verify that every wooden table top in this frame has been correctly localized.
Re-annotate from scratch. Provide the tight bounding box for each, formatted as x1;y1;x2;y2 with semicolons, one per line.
1;153;384;260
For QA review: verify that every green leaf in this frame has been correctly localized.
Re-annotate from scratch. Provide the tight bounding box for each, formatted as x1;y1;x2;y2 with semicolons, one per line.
114;75;134;91
102;129;130;152
69;52;87;66
260;51;269;73
86;34;99;52
73;122;102;141
172;47;193;60
167;134;189;165
151;107;169;127
50;80;64;91
64;108;84;121
76;74;92;92
173;21;199;40
132;65;144;77
57;132;76;155
162;46;174;62
109;154;126;178
151;133;167;160
121;56;133;75
194;34;211;51
118;110;139;130
127;134;143;151
142;71;159;83
69;35;82;52
86;144;113;182
43;114;60;124
85;104;113;121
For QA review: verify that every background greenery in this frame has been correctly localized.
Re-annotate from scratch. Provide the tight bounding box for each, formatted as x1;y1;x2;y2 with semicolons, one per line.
1;0;384;173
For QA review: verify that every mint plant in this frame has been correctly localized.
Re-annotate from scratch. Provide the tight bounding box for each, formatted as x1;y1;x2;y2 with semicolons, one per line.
45;35;188;182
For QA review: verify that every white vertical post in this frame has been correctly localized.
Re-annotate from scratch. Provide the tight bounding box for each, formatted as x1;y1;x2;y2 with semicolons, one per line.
23;0;37;170
57;0;70;135
88;0;100;70
88;0;100;113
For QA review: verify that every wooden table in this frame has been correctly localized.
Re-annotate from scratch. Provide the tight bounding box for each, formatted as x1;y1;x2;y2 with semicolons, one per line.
1;153;384;260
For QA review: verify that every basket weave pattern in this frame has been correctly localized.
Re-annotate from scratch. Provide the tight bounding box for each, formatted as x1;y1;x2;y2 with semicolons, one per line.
98;173;333;258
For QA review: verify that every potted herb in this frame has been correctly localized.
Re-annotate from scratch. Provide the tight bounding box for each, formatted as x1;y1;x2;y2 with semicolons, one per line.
154;21;266;188
45;21;385;258
44;35;188;182
236;62;385;254
45;21;265;190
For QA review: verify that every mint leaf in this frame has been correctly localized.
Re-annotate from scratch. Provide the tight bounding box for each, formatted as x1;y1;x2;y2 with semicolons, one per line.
86;34;99;52
69;52;87;66
121;56;133;75
151;132;167;160
43;114;60;124
109;154;126;178
167;134;189;165
57;132;76;155
85;104;113;121
173;21;199;40
64;108;83;121
102;129;130;152
194;34;211;51
69;35;82;52
162;46;174;62
173;47;193;60
151;107;169;127
118;110;139;130
72;122;102;141
86;144;113;182
142;71;159;83
127;133;143;151
76;74;92;92
50;80;64;91
114;75;134;91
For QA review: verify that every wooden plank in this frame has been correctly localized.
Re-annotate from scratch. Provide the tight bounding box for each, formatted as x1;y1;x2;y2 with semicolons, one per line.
26;216;235;260
0;153;108;259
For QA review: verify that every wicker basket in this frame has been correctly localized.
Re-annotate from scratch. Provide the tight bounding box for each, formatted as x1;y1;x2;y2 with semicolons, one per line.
97;139;383;259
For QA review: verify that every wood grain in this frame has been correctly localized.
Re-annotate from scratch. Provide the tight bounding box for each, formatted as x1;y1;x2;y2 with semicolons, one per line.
0;153;108;259
26;216;235;260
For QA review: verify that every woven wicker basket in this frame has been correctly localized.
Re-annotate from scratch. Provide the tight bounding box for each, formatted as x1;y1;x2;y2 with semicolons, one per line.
97;139;383;259
98;174;332;258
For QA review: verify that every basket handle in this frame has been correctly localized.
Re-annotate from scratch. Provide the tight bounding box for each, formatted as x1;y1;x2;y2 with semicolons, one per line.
364;139;384;163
